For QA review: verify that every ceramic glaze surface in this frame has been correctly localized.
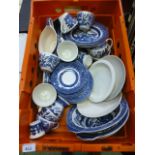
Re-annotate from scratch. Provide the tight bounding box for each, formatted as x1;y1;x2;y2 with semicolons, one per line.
67;98;129;133
76;110;129;141
50;60;87;94
63;23;109;48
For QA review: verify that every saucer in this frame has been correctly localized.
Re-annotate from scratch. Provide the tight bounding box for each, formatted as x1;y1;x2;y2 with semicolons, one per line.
63;22;109;48
50;60;86;95
77;93;122;118
59;70;93;104
76;109;129;141
67;98;129;133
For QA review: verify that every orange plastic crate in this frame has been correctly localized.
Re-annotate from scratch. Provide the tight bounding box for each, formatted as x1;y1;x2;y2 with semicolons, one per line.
19;0;135;152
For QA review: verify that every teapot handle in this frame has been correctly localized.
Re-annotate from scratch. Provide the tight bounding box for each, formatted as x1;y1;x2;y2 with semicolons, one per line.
46;17;54;28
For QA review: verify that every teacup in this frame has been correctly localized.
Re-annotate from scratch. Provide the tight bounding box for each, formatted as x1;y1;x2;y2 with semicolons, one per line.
77;11;95;32
39;52;60;72
78;52;93;68
38;96;69;122
29;120;45;139
59;12;78;34
57;40;78;62
88;38;113;60
37;115;59;132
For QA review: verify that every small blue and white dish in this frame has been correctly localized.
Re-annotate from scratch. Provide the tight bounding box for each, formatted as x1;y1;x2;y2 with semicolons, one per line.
50;60;87;95
37;115;58;133
29;120;45;139
88;38;113;60
63;22;109;48
76;109;129;141
59;69;93;103
77;11;95;32
66;98;129;133
39;53;60;73
59;12;78;34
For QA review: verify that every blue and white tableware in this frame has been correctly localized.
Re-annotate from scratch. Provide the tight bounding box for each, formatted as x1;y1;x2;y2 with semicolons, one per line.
39;53;60;72
38;17;57;54
67;98;129;133
78;52;92;68
76;109;129;141
77;11;95;31
57;40;78;62
63;22;109;48
59;12;78;34
50;60;87;95
37;115;59;132
88;38;113;60
29;120;45;139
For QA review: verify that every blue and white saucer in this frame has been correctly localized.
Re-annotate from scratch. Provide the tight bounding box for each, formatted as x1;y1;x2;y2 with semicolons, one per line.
67;98;129;133
59;69;93;104
50;60;86;95
63;22;109;48
76;109;129;141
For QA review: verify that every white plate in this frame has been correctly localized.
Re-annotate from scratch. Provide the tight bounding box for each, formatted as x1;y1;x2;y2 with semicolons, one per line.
32;83;57;107
77;93;122;118
89;60;116;102
57;40;78;62
101;55;126;100
38;26;57;53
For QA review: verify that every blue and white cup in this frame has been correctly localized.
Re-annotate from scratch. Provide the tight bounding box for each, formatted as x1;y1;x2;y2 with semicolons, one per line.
77;11;95;32
39;52;60;72
88;38;113;60
37;115;59;132
78;52;93;68
29;120;45;139
38;96;69;122
59;12;78;34
42;72;50;83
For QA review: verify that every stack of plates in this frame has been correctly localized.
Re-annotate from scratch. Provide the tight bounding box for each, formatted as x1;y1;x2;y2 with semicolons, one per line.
50;60;93;103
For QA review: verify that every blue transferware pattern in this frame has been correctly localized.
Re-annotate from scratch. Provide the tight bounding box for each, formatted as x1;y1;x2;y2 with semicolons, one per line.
59;69;93;103
30;120;45;136
50;60;87;95
63;22;109;48
37;115;58;132
76;110;129;141
67;98;129;133
39;53;60;72
77;11;94;31
59;13;78;34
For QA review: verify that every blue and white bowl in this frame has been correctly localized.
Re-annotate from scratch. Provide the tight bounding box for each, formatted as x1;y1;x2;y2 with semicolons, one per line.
66;98;129;133
29;120;45;139
76;109;129;141
39;52;60;73
59;12;78;34
50;60;87;95
63;22;109;48
77;11;95;32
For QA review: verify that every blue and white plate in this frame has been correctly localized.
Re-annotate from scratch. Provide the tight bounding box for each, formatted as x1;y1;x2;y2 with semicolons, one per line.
63;22;109;48
50;60;86;94
76;109;129;141
67;98;129;133
59;70;93;103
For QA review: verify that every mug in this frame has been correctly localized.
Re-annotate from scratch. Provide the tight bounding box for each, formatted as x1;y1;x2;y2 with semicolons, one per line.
37;115;59;132
29;120;45;139
39;52;60;72
88;38;113;59
59;12;78;34
77;11;95;32
78;52;93;68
